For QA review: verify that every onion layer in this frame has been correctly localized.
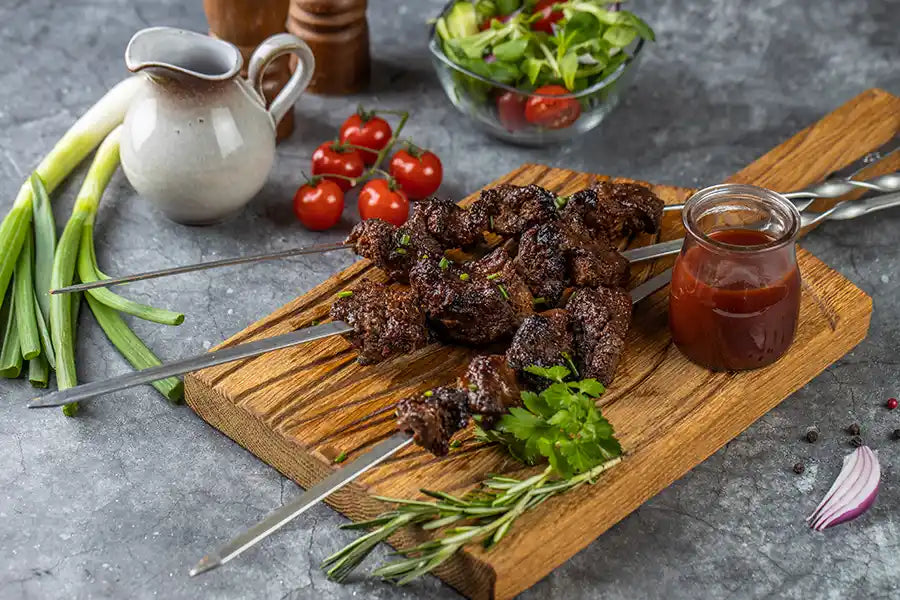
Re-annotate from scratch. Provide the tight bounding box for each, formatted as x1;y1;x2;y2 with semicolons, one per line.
807;446;880;531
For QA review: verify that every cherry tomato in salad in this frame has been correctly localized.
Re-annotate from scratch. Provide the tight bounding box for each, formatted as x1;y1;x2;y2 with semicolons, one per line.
293;179;344;231
358;179;410;226
388;149;443;200
495;90;528;132
524;85;581;129
339;112;393;165
311;142;365;191
531;0;566;34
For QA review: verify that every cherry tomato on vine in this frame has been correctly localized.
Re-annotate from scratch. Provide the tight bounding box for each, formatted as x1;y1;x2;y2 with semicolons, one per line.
531;0;566;34
524;85;581;129
311;142;365;191
358;179;410;227
293;179;344;231
339;113;393;165
496;91;528;132
388;149;443;200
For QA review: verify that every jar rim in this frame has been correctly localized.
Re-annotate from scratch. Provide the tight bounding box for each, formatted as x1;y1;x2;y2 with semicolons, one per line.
682;183;801;254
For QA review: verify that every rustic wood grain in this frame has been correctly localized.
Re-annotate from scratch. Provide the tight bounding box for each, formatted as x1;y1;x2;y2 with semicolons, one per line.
185;89;898;600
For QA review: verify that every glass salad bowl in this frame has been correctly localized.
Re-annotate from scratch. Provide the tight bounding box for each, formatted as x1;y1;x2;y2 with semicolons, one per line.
428;4;647;146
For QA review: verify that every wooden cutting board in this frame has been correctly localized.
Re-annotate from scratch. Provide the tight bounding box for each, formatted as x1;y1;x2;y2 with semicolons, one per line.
185;89;899;600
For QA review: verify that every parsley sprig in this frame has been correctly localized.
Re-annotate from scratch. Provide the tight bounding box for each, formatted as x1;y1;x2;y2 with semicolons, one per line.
480;365;620;478
322;366;622;584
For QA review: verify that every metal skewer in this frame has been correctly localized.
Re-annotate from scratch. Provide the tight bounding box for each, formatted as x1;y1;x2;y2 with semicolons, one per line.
186;267;674;577
51;241;352;294
661;170;900;213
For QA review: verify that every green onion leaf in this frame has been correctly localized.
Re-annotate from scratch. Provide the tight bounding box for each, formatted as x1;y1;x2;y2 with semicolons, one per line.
14;229;41;360
439;257;450;270
30;173;56;320
0;292;22;378
399;233;411;246
459;273;470;281
336;290;353;298
28;355;50;388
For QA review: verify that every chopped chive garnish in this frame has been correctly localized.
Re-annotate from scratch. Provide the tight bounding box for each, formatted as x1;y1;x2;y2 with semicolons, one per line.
497;284;509;299
421;254;429;260
334;451;348;463
336;291;353;298
467;383;478;391
424;390;433;397
399;233;410;246
310;320;320;326
486;273;501;280
449;440;462;449
555;195;568;209
395;248;407;255
459;273;470;281
532;297;546;305
439;257;450;270
489;215;494;230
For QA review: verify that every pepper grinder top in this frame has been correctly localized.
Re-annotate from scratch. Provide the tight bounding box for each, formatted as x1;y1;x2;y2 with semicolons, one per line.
287;0;370;94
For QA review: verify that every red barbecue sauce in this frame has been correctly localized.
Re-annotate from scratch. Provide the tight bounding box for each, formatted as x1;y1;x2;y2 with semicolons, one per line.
669;228;801;371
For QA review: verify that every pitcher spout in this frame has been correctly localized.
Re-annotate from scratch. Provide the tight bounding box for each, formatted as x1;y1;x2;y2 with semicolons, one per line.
125;27;242;82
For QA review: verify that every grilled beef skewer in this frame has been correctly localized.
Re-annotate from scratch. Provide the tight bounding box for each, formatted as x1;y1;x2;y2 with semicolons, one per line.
347;182;664;289
396;284;633;456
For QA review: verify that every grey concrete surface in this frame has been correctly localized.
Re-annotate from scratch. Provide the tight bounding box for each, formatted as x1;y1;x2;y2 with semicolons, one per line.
1;0;898;598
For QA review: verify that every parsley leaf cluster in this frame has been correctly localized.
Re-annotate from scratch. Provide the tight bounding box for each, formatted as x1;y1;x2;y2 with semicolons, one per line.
478;365;621;478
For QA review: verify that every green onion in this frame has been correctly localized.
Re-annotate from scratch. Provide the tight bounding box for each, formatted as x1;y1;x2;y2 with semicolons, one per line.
459;273;470;281
52;128;123;414
424;390;434;397
28;355;49;388
0;293;22;378
84;293;183;403
77;223;184;326
30;174;56;319
33;291;55;369
0;77;142;307
532;297;546;305
14;230;41;360
486;272;501;280
497;284;509;299
399;233;411;246
439;257;450;270
394;248;407;255
336;290;353;298
334;451;348;464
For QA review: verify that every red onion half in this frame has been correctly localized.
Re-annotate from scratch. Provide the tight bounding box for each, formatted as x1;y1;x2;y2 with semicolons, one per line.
807;446;880;531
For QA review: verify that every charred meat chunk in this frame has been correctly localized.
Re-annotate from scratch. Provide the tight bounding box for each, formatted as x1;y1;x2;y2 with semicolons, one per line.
514;223;568;307
409;255;531;346
563;181;664;239
346;219;443;283
406;196;490;248
505;309;574;386
329;281;429;365
469;246;534;320
515;217;629;306
461;354;521;427
472;184;559;237
395;387;470;455
566;286;632;386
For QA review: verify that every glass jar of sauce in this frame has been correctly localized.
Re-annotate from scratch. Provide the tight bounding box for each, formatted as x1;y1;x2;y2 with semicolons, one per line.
669;184;802;371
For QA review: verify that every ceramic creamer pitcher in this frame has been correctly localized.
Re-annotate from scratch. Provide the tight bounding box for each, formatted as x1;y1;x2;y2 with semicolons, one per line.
120;27;314;225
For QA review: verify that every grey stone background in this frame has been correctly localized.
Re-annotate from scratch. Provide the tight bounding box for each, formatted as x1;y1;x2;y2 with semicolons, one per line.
1;0;898;598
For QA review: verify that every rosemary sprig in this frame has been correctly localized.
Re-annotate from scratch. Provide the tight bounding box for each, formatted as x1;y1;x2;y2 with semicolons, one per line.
322;457;621;583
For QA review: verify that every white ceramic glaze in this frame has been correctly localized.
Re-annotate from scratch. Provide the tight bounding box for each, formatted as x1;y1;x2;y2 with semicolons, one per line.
120;27;315;225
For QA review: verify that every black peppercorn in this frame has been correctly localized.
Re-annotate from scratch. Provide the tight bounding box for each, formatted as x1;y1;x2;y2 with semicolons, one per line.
793;462;805;474
892;429;900;441
805;426;819;443
850;435;863;448
847;423;861;436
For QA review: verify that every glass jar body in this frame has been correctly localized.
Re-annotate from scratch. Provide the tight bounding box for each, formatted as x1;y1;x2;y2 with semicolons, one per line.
669;184;802;371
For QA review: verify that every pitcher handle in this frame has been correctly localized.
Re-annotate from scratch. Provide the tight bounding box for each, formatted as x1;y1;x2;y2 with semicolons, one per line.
248;33;315;126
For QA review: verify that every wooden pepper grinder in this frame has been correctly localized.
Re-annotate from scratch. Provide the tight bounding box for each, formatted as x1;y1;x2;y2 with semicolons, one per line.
204;0;295;141
287;0;370;94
